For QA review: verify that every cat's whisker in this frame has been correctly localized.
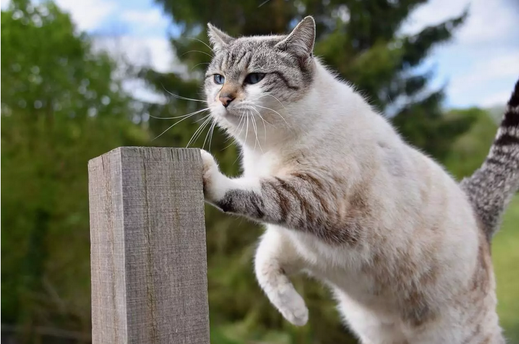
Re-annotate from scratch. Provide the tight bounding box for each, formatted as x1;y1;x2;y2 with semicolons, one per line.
248;106;272;125
258;113;268;142
180;50;214;58
250;111;257;151
190;62;211;71
260;93;287;111
186;115;212;148
187;115;210;145
222;138;236;150
222;138;237;151
244;111;250;147
152;108;210;141
248;106;270;142
253;104;284;120
149;107;209;120
193;120;212;148
206;121;217;151
195;114;211;123
250;110;259;151
249;107;267;152
252;112;263;153
232;115;247;165
201;118;216;150
222;114;245;150
187;37;215;53
254;104;293;132
197;118;213;145
161;85;208;103
236;112;247;144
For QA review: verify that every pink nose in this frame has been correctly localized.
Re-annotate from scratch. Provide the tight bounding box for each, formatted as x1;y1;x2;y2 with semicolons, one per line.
219;94;235;107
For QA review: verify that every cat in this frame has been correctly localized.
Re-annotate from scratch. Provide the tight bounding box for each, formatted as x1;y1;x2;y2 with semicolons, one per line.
200;16;519;343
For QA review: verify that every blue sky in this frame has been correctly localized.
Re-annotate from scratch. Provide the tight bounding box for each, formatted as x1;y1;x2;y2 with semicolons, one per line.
3;0;518;108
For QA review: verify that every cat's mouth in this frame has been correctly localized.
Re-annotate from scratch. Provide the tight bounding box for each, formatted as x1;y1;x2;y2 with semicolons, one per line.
223;107;248;118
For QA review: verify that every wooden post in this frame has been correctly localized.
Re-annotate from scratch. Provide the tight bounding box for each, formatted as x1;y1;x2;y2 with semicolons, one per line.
88;147;209;344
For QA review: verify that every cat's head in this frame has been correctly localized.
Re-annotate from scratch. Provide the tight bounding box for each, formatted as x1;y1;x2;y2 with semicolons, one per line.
204;16;316;141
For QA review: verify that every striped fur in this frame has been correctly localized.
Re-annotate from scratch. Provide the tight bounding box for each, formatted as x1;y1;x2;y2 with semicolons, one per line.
201;17;510;343
461;79;519;240
213;172;364;245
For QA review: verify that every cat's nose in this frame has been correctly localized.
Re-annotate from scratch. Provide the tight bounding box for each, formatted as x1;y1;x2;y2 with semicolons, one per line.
219;94;235;107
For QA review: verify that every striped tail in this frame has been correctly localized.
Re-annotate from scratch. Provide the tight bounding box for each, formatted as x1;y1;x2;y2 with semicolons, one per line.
460;79;519;241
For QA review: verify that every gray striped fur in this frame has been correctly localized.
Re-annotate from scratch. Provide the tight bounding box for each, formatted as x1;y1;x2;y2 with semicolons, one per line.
215;172;363;245
461;79;519;240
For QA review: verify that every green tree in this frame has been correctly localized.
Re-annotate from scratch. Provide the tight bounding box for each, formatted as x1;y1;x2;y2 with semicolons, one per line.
1;1;147;342
137;0;474;343
443;107;498;179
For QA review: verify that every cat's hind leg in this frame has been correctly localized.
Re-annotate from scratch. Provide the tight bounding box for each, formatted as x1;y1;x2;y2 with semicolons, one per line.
334;289;407;344
255;226;309;326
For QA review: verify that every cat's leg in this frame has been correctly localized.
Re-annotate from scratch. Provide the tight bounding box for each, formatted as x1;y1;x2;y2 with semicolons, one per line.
201;150;355;245
334;290;406;344
255;225;308;326
400;302;505;344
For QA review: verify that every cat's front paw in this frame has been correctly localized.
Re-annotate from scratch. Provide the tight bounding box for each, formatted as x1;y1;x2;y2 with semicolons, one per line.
200;149;224;202
277;287;309;326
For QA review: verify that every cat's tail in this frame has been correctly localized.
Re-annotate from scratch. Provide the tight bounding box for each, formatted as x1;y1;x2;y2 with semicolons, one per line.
460;79;519;241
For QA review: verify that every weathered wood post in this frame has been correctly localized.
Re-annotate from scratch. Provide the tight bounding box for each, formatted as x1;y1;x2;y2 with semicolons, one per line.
88;147;209;344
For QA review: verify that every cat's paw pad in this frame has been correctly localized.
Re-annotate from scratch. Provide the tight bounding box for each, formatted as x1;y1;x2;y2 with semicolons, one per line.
277;288;309;326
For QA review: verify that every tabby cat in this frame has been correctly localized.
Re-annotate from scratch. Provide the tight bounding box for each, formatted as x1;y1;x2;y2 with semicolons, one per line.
200;16;519;343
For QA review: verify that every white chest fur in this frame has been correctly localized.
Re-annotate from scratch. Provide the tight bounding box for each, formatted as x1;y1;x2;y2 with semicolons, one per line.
241;148;284;178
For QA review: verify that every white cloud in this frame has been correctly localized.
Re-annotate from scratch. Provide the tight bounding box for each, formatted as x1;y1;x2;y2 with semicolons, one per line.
94;35;174;73
402;0;518;108
123;79;166;104
400;0;468;35
93;35;184;103
402;0;518;47
120;8;168;29
479;91;512;107
457;0;519;46
450;52;519;91
444;50;519;107
1;0;10;9
54;0;117;31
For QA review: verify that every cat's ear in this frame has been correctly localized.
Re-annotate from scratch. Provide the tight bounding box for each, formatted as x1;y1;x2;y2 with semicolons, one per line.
275;16;315;61
207;23;234;51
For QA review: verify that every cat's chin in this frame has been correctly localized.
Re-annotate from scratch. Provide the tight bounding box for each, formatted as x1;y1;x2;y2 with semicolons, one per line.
217;109;246;122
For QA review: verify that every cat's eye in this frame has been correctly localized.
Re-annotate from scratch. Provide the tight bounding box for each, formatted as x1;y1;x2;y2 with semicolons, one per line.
214;74;225;85
244;73;266;85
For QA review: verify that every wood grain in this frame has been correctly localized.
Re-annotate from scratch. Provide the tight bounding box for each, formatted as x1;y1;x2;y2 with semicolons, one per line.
88;147;209;344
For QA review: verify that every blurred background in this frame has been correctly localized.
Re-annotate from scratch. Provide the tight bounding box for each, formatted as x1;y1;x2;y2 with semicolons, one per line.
1;0;518;342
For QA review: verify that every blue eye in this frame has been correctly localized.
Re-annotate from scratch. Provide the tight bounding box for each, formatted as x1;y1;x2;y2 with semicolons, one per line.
214;74;225;85
244;73;266;85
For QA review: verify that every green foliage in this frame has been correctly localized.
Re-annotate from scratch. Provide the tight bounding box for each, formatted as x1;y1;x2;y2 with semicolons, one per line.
443;108;498;179
393;96;480;161
1;1;147;341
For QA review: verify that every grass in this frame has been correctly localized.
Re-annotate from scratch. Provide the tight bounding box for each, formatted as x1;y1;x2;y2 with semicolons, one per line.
493;195;519;343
